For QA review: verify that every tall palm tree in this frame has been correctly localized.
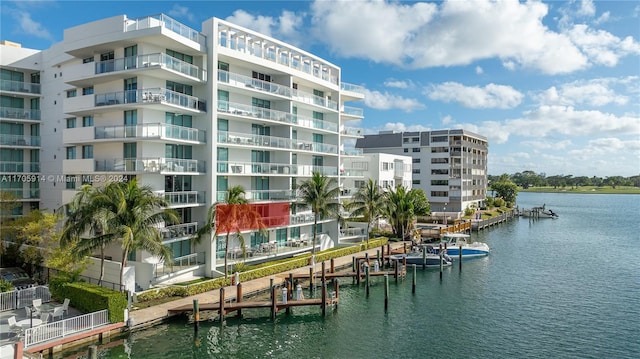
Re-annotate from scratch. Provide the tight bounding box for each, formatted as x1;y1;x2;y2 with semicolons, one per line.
60;184;112;285
198;185;265;278
297;172;341;255
345;179;385;248
63;179;178;289
384;185;415;240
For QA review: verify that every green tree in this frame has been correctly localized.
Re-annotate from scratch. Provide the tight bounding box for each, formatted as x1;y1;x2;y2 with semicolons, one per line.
490;174;518;206
61;179;178;289
345;179;385;248
198;185;265;278
384;185;416;240
297;172;341;256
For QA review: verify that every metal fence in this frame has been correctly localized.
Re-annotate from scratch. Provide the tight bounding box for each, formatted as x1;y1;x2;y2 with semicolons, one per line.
0;286;51;312
24;309;110;348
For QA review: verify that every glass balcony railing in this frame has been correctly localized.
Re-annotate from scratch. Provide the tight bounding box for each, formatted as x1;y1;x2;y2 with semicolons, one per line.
0;107;40;121
95;88;206;112
217;131;337;154
217;161;337;176
95;52;206;81
217;70;291;97
0;134;40;146
216;189;296;202
342;106;364;117
0;80;41;94
126;14;205;44
217;100;337;132
340;82;366;94
1;189;40;200
95;123;206;143
94;157;206;173
161;222;198;241
160;191;205;206
0;161;40;173
341;127;363;136
340;148;364;156
291;89;338;110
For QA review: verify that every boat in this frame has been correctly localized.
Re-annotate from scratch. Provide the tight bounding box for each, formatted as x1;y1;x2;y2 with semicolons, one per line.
521;205;559;218
431;233;490;259
389;246;453;267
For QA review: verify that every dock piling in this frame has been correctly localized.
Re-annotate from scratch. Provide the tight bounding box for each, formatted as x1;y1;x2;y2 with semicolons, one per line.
193;299;199;333
439;244;443;280
459;245;463;271
422;249;426;270
394;260;399;283
330;258;335;273
321;282;327;317
219;288;225;322
236;283;243;318
365;262;370;297
384;274;389;311
270;286;277;320
412;264;416;294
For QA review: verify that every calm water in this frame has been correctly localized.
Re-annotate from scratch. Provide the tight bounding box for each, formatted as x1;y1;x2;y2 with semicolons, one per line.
57;192;640;359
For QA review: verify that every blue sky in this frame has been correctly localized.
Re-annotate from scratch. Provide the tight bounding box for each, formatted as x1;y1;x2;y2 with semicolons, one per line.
1;0;639;177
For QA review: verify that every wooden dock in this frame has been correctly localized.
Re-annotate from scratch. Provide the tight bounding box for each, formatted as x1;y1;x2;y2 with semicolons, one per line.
471;209;518;231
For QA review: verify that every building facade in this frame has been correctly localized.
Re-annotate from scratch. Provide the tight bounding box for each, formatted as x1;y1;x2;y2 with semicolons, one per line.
356;130;488;213
0;14;365;290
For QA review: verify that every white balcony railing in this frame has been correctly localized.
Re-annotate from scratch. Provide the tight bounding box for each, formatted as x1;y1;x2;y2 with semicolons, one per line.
161;222;198;241
95;52;206;81
340;82;366;94
95;123;206;143
126;14;205;45
24;309;110;348
218;131;337;154
218;161;337;176
95;88;206;112
94;157;206;173
218;70;291;97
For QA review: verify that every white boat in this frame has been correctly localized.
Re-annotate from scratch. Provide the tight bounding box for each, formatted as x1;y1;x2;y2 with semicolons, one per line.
521;205;559;218
431;233;490;259
390;247;453;268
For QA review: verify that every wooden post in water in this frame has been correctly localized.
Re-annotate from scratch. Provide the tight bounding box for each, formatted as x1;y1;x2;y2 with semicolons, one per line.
439;244;443;280
288;273;294;300
365;262;370;297
384;274;389;311
376;249;380;268
270;278;274;300
321;261;326;285
330;258;335;273
403;256;407;277
422;248;427;270
352;256;356;272
459;245;463;271
88;345;98;359
321;282;327;317
394;259;399;283
334;279;339;308
193;299;199;333
365;252;369;265
236;283;243;318
356;258;361;285
270;286;277;320
219;288;225;322
309;267;314;293
412;264;417;294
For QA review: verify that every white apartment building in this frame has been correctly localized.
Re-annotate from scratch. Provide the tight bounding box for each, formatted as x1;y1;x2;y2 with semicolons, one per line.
0;14;365;290
341;153;412;195
356;130;488;213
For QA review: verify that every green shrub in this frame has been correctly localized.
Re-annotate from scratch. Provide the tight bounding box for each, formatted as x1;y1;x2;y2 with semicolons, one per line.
0;279;14;293
50;281;127;323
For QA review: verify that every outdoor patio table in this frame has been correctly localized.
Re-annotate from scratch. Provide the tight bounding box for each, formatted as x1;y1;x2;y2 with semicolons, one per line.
17;318;42;329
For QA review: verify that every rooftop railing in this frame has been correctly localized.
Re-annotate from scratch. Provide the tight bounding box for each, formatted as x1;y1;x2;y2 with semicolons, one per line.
126;14;205;45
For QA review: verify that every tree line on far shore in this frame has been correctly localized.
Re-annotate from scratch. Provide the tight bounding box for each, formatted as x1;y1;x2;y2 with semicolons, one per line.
489;171;640;189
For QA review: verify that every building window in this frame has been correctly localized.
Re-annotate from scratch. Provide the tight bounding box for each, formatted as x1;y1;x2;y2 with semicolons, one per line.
431;169;449;175
82;86;94;95
66;89;77;98
403;148;408;153
82;57;94;64
66;118;76;128
66;147;76;159
413;169;420;174
412;180;421;185
82;116;93;127
66;176;76;189
252;97;270;109
82;145;93;159
412;158;421;163
166;49;193;64
412;148;420;152
252;71;271;82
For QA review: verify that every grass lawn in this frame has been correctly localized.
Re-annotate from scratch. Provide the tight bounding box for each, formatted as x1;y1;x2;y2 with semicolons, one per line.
519;186;640;195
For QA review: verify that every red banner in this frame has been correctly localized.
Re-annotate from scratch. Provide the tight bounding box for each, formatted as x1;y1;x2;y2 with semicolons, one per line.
215;202;290;231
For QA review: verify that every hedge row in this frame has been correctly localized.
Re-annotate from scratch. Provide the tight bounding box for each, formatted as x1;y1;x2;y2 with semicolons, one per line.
136;238;388;304
49;280;127;323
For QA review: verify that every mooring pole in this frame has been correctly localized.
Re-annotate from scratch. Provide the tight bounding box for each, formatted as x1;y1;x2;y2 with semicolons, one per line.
271;286;277;320
422;248;426;270
412;264;417;294
356;258;361;285
439;244;443;281
193;299;199;333
321;282;327;317
365;262;370;297
270;278;274;300
309;267;314;293
459;245;463;271
330;258;335;273
384;274;389;311
219;288;225;322
236;283;243;318
394;259;399;283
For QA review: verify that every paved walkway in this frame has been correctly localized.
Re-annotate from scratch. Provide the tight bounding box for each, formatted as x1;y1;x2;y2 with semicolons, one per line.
129;243;406;329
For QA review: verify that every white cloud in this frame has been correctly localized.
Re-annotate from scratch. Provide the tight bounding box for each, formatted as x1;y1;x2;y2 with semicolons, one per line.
224;9;305;45
594;11;611;25
577;0;596;17
441;115;453;125
426;82;523;109
533;77;631;107
309;0;638;75
167;4;195;23
384;80;414;89
226;10;276;37
475;66;483;74
520;139;573;150
363;89;425;112
378;122;431;133
568;137;640;156
11;10;52;40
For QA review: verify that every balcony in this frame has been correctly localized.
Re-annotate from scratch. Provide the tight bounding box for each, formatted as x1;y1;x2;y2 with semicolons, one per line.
291;89;338;111
0;134;40;147
1;189;40;201
0;107;40;122
0;80;41;95
341;105;364;119
218;70;291;97
341;127;363;137
94;88;206;113
340;148;364;156
94;158;206;174
94;123;206;143
96;53;206;82
216;189;296;202
126;14;205;48
217;131;337;155
161;222;198;241
159;191;206;207
0;161;40;173
217;161;337;176
218;100;337;132
340;168;365;177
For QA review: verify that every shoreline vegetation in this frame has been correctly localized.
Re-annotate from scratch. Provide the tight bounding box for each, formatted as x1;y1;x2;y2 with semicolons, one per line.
518;186;640;195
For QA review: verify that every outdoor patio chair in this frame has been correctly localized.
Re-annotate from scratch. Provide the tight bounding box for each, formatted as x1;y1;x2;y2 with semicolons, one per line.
62;298;70;315
32;298;42;312
26;305;40;318
51;306;64;321
8;316;21;333
40;312;50;324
